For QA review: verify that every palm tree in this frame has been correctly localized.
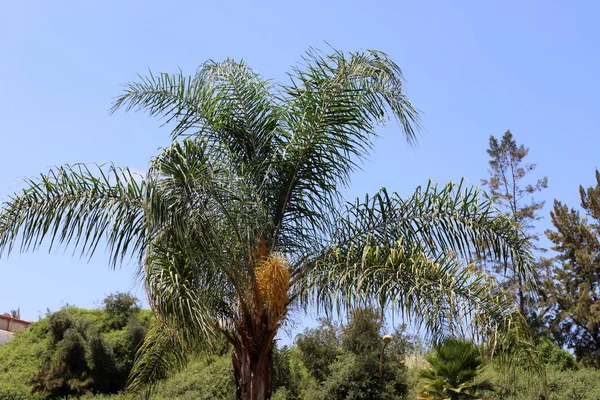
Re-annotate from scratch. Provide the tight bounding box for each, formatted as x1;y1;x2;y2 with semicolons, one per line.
419;339;493;400
0;48;534;400
3;308;20;319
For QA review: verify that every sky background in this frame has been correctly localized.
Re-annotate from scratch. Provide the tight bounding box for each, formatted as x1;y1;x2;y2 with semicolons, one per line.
1;1;598;340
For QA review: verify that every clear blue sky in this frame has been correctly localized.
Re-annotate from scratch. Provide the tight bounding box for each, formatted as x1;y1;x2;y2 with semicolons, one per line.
1;1;598;338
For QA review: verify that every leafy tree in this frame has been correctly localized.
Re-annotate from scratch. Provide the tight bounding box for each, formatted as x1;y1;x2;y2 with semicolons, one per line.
536;336;576;372
481;130;548;316
28;295;148;398
296;320;340;382
103;292;141;330
543;170;600;367
297;308;410;400
324;309;409;400
0;48;535;400
31;321;94;397
272;345;294;397
341;308;382;355
47;310;74;344
419;338;493;400
149;355;235;400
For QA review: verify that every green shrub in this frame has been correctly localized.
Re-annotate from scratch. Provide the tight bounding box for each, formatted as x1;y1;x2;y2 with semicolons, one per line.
295;308;410;400
152;356;234;400
0;295;148;399
537;337;577;371
545;367;600;400
103;292;141;330
478;351;600;400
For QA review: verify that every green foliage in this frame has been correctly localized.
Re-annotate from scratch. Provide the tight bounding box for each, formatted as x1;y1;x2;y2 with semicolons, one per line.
295;308;410;400
482;130;548;230
0;47;537;399
0;319;50;397
3;312;596;400
543;170;600;367
3;308;21;319
544;367;600;400
31;305;146;397
419;338;492;400
0;295;148;399
150;356;234;400
103;292;141;330
536;336;576;371
271;387;291;400
481;361;600;400
272;345;294;396
296;320;339;382
31;325;94;396
47;310;74;344
341;308;382;355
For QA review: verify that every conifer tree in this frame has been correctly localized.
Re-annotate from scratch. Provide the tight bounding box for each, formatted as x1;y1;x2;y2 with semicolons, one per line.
544;170;600;366
481;130;548;315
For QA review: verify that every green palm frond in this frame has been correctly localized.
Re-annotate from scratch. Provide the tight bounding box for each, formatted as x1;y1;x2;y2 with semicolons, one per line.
144;239;228;344
296;248;514;340
112;60;278;176
270;48;420;253
419;339;493;399
0;164;146;266
147;137;269;279
292;180;533;339
126;316;196;399
334;180;532;272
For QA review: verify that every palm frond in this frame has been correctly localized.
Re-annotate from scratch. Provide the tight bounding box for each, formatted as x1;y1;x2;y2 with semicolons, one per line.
296;248;514;340
126;316;195;399
147;137;268;282
144;235;233;342
111;60;278;177
309;179;533;281
0;164;146;266
292;180;535;339
270;48;420;253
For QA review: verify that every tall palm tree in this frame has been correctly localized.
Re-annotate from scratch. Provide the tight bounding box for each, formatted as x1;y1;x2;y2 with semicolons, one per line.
0;48;534;400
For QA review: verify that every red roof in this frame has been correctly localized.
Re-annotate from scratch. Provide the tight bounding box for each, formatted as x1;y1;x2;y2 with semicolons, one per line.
0;314;31;325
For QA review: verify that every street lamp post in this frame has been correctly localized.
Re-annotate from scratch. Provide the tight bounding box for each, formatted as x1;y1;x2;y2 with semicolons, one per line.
379;335;393;379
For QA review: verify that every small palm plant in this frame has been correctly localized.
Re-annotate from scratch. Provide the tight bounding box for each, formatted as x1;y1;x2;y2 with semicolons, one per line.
419;339;493;400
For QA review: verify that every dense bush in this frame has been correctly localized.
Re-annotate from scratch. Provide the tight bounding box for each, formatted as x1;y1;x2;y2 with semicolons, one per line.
537;336;577;371
103;293;141;331
5;300;600;400
0;294;149;399
151;356;235;400
295;320;339;382
484;363;600;400
292;308;411;400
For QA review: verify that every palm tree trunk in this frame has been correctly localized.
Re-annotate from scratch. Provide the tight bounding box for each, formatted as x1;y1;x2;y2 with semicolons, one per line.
232;334;274;400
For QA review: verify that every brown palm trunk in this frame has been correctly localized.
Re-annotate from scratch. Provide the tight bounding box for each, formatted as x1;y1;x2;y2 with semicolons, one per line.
232;337;274;400
232;241;288;400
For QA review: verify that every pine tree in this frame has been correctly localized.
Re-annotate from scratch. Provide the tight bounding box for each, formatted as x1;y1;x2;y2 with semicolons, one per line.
544;170;600;367
481;130;548;315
